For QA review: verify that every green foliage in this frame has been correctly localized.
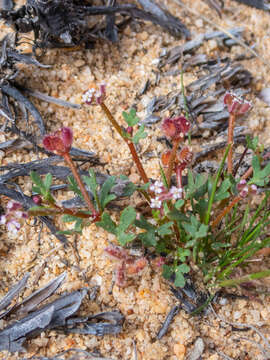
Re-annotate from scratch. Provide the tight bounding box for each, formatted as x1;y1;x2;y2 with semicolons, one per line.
249;155;270;186
97;206;137;246
29;98;270;295
122;108;147;144
122;108;140;126
30;171;54;203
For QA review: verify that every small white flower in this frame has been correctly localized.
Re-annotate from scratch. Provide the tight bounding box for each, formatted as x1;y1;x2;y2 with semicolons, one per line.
82;88;95;104
0;215;7;225
169;186;183;200
149;181;164;194
7;220;21;234
150;198;162;209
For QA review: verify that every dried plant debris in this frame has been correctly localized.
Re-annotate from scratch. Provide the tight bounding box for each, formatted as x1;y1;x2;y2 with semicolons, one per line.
233;0;270;10
142;60;252;135
0;34;51;135
156;304;180;339
0;182;68;243
0;272;124;352
0;0;189;52
158;27;244;68
21;348;115;360
170;275;210;314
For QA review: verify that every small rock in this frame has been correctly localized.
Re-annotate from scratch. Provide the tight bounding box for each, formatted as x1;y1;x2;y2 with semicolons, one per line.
74;59;85;67
233;311;242;320
195;19;203;28
208;39;218;51
173;343;186;359
187;337;205;360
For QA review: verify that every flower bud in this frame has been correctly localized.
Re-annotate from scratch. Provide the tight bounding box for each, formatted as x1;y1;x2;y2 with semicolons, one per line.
32;195;42;205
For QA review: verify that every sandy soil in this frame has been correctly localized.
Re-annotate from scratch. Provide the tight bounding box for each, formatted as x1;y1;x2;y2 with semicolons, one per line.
1;0;270;359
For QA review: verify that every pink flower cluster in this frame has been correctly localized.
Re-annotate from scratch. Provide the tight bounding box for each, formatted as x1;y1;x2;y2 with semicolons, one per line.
0;201;27;234
237;179;257;198
161;116;190;141
224;91;252;116
149;181;183;209
43;127;73;156
82;83;106;105
105;244;147;287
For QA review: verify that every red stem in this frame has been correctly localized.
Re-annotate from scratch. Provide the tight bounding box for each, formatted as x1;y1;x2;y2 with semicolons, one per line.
63;153;97;215
212;195;242;228
100;102;149;184
227;113;235;174
166;139;180;187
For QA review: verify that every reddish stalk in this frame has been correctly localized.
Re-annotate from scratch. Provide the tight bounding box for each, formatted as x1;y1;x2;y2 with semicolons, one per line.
227;113;235;174
29;207;94;218
176;165;183;188
166;139;180;187
241;166;253;181
211;195;241;228
63;153;97;215
100;102;149;184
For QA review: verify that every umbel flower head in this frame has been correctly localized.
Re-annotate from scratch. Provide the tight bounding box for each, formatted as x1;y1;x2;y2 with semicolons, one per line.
82;82;106;105
0;201;28;235
43;127;73;155
224;91;252;115
161;116;190;140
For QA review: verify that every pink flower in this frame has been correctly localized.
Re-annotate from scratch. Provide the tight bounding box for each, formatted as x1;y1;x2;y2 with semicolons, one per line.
224;91;252;115
43;127;73;155
161;116;190;140
0;201;27;234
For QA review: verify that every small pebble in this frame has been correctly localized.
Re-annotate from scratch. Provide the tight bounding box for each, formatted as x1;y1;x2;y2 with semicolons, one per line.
195;19;203;28
74;59;85;67
208;39;218;51
174;343;186;359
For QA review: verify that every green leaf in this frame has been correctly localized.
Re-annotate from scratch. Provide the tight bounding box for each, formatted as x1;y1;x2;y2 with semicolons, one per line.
174;264;190;287
83;169;98;202
249;155;270;186
214;178;231;202
246;135;259;151
74;218;83;233
157;222;173;236
132;124;147;144
44;173;52;191
30;171;46;192
135;215;155;231
122;108;140;126
174;271;186;287
138;231;157;246
177;248;191;262
119;175;137;197
118;232;136;246
162;264;174;279
62;214;79;222
100;176;117;210
68;176;82;198
175;199;184;210
118;206;136;234
96;212;117;235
